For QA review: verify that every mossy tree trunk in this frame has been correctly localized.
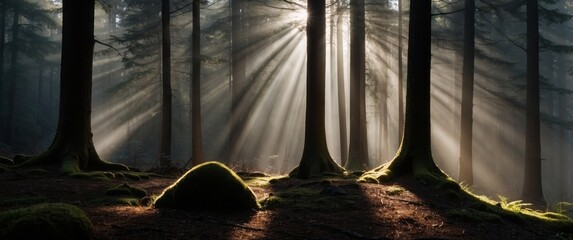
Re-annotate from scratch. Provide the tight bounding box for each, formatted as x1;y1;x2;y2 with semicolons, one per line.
15;0;128;174
191;0;205;166
522;0;545;207
347;0;369;171
160;0;173;167
458;0;475;186
365;0;443;182
294;0;344;179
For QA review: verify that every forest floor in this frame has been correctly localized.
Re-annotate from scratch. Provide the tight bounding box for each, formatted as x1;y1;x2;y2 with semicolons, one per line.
0;165;571;240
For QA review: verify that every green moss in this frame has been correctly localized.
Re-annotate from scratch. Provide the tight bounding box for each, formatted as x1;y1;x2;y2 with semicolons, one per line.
0;203;93;240
106;183;147;198
242;176;287;187
0;196;47;208
154;161;259;212
386;185;405;196
259;185;359;212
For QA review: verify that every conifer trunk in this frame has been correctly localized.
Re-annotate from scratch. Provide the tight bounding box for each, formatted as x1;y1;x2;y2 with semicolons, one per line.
365;0;443;182
347;0;369;171
294;0;343;178
336;2;348;166
191;0;204;165
16;0;128;174
160;0;173;167
522;0;545;207
459;0;475;185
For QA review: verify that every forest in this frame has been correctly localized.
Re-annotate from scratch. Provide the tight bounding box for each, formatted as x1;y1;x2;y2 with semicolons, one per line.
0;0;573;239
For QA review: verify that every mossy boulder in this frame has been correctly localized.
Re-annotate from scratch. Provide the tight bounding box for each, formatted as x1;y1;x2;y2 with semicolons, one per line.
154;161;259;211
0;203;93;240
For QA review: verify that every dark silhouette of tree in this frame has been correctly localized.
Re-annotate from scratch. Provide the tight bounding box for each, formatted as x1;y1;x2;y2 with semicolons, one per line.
458;0;475;186
230;0;246;162
191;0;204;166
347;0;369;171
336;0;348;167
363;0;444;181
160;0;173;167
0;0;5;120
522;0;545;207
292;0;344;178
15;0;128;174
397;0;404;142
6;2;19;145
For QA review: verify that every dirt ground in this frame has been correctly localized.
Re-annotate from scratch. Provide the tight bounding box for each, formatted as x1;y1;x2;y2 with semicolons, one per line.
0;166;571;240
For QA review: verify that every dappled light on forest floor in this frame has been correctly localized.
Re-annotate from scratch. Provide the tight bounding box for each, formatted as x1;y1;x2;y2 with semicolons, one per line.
0;166;571;239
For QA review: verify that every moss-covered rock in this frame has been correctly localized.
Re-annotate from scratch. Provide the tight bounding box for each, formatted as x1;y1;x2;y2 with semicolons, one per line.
154;161;259;211
0;203;93;240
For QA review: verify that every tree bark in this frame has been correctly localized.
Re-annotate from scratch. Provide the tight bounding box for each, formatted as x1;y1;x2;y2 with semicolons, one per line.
522;0;545;207
230;0;246;161
458;0;475;186
365;0;442;181
336;2;348;167
16;0;128;174
293;0;344;178
7;2;18;145
347;0;369;171
191;0;204;166
397;0;404;143
160;0;173;167
0;0;5;121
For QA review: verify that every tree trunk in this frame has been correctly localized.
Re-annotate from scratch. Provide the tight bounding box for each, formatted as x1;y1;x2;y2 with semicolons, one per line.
336;2;348;167
397;0;404;143
16;0;128;174
160;0;172;167
293;0;343;178
522;0;545;208
558;56;568;201
365;0;442;182
458;0;475;186
191;0;204;166
347;0;369;171
7;2;19;145
0;0;5;118
230;0;246;161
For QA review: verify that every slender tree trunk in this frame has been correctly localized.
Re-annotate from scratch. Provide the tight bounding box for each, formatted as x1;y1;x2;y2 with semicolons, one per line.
459;0;475;185
160;0;172;167
522;0;545;207
347;0;369;171
230;0;246;161
365;0;443;182
37;62;44;141
191;0;204;165
0;0;5;108
558;57;568;201
336;3;348;167
7;3;19;145
397;0;404;142
15;0;128;174
294;0;343;178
